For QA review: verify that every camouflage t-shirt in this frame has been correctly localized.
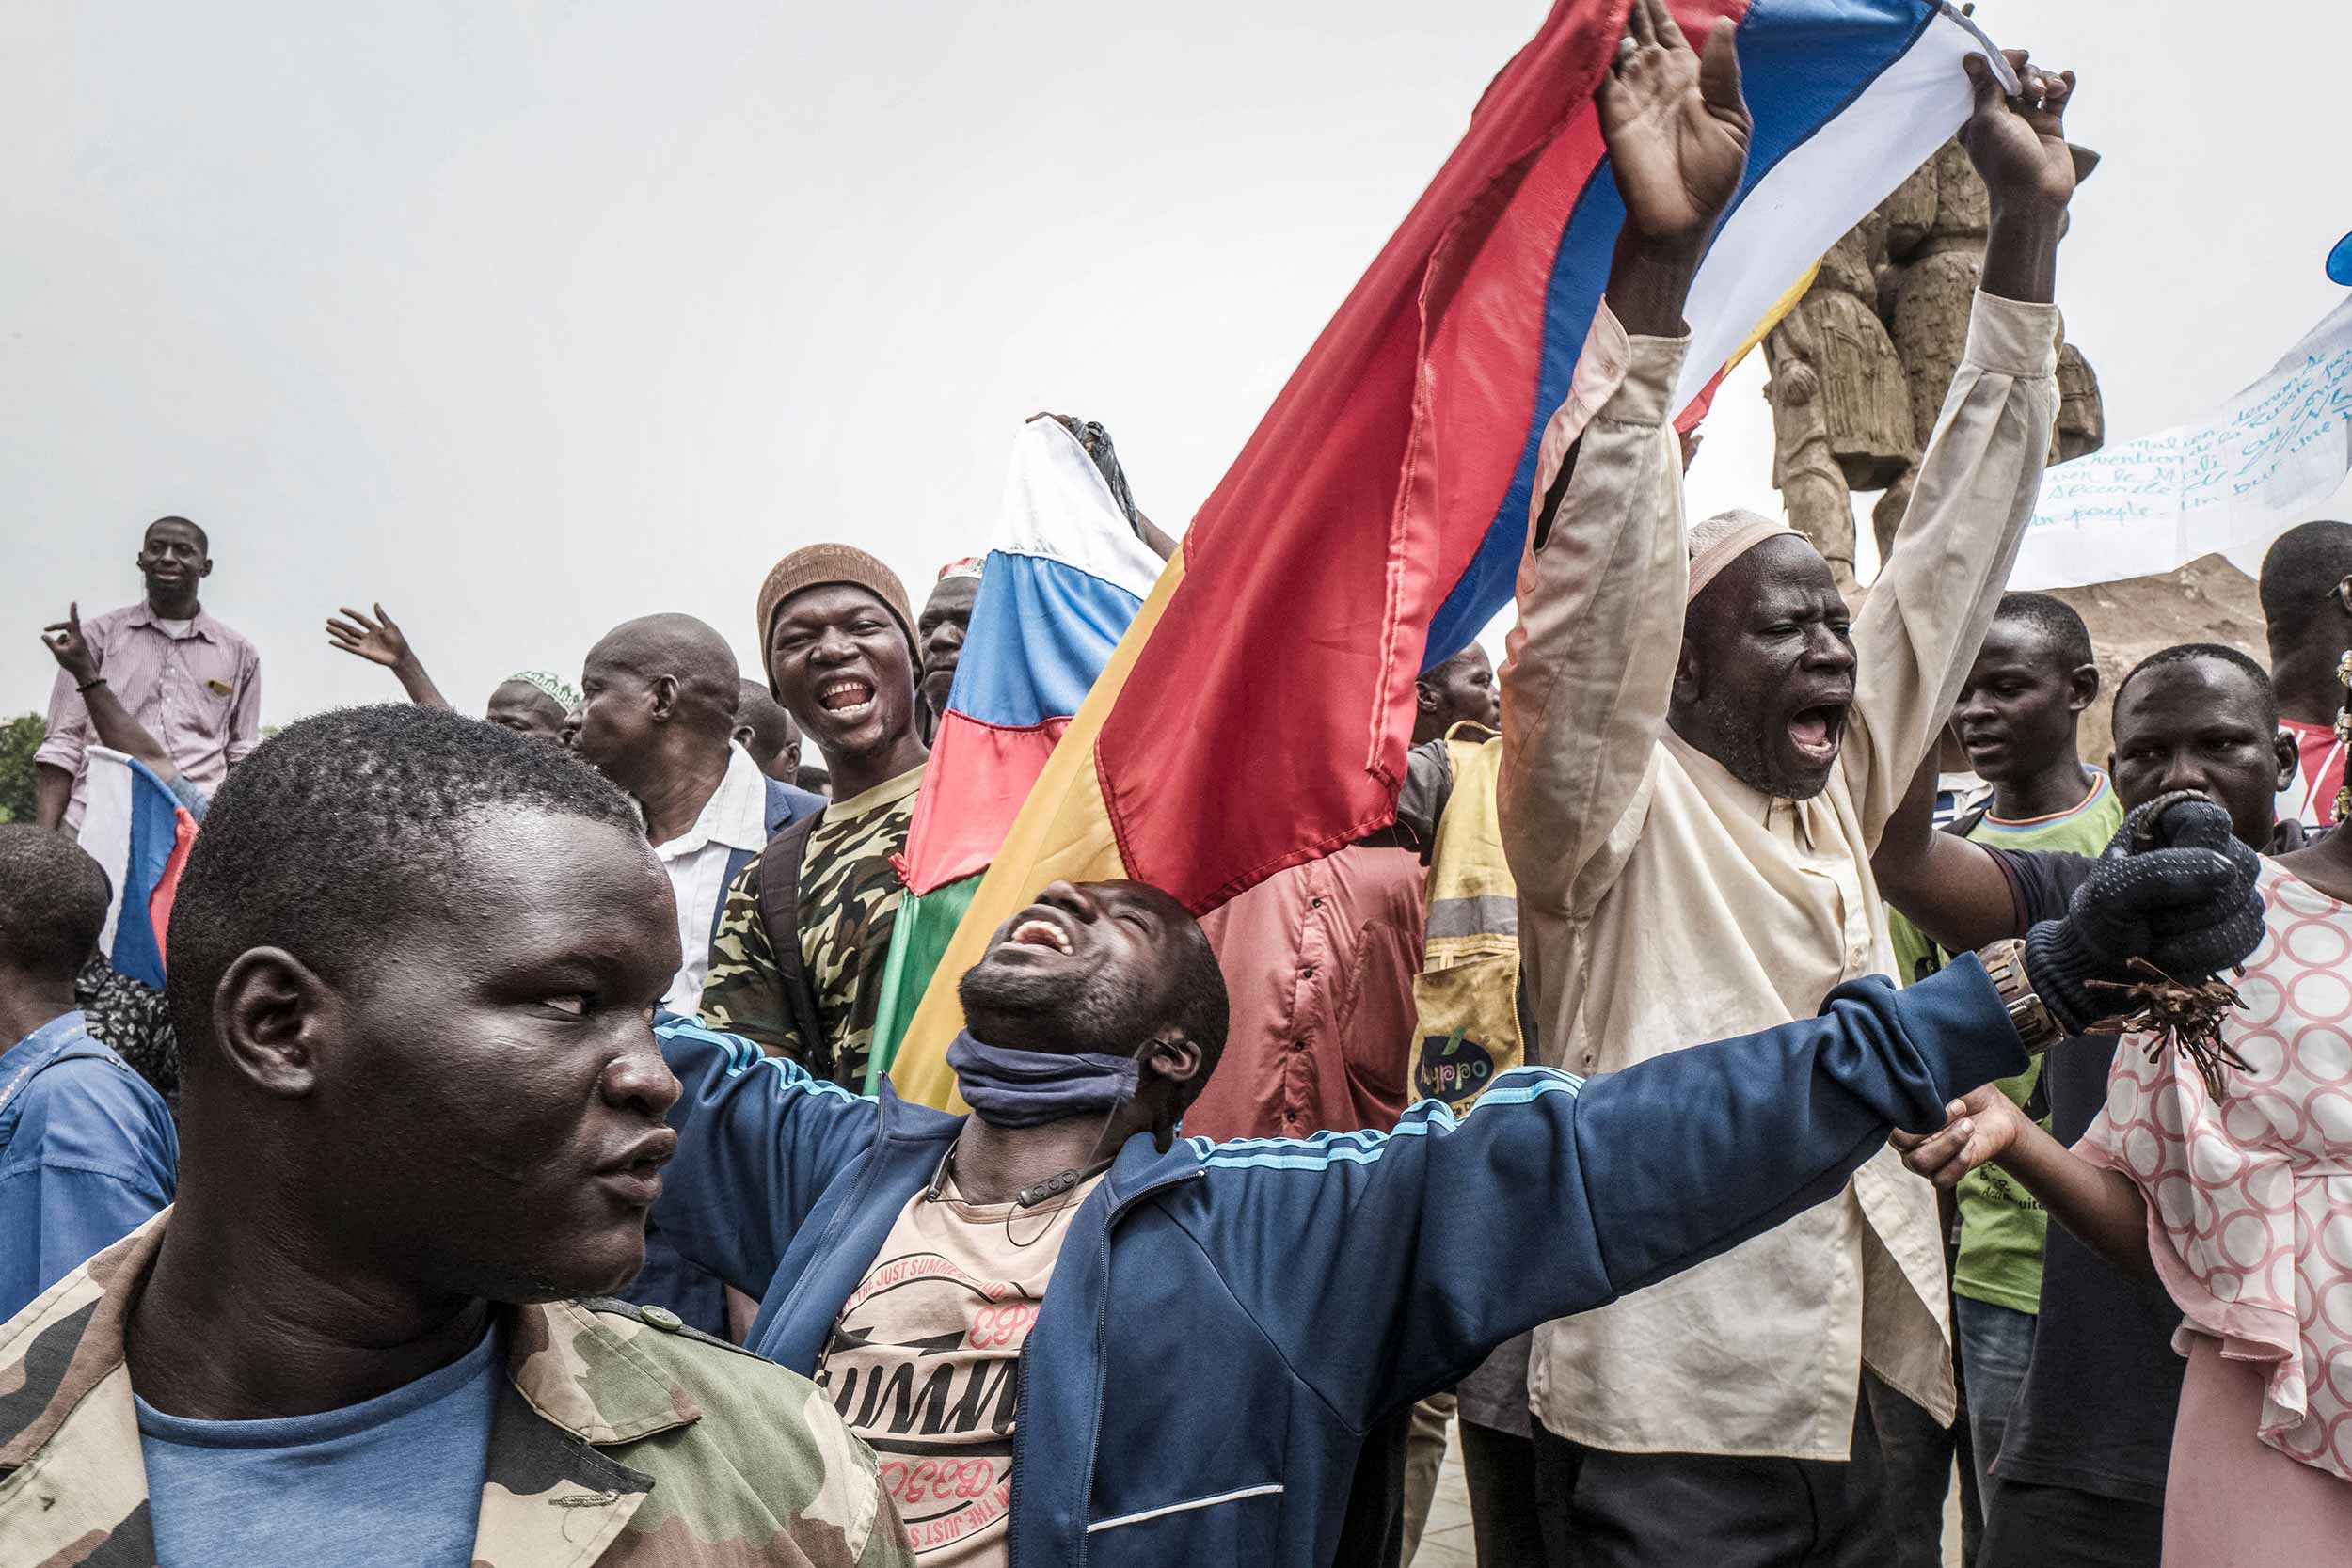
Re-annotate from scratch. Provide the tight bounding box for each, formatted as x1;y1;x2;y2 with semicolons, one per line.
700;766;924;1090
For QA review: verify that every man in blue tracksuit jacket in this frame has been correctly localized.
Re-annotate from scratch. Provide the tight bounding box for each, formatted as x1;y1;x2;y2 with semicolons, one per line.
650;811;2261;1568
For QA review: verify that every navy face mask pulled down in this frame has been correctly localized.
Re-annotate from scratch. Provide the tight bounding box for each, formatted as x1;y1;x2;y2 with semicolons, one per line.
946;1032;1140;1129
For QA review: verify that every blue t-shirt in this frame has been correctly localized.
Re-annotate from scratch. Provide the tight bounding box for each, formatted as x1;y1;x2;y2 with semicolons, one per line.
0;1009;177;1318
136;1325;504;1568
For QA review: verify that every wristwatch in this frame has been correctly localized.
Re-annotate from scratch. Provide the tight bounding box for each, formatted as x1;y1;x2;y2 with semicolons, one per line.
1977;938;2064;1054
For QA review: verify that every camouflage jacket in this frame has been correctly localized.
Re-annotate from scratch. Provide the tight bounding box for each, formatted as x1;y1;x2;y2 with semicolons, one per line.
0;1214;914;1567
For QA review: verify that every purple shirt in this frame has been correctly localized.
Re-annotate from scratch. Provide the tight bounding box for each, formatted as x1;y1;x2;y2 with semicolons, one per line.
37;602;261;829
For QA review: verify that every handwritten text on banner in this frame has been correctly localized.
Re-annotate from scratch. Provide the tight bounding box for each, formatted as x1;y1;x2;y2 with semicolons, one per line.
2008;296;2352;590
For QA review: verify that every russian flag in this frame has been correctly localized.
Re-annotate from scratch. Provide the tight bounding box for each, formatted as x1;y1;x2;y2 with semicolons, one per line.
75;748;199;990
903;418;1168;897
886;0;2008;1108
865;418;1167;1086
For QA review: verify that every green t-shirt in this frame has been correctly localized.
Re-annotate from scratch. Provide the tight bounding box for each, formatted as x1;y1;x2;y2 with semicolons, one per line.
1887;767;2123;1315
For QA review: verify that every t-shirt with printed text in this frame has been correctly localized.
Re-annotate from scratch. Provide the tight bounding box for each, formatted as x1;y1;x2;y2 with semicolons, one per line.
816;1170;1100;1567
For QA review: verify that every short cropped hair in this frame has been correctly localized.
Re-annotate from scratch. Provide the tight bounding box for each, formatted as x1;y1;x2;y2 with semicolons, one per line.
149;515;210;555
1165;913;1231;1105
2113;643;2277;732
2258;520;2352;634
1993;592;2094;673
167;705;643;1062
0;827;111;982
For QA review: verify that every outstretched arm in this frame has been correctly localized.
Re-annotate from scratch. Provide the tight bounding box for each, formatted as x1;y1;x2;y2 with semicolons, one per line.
1215;956;2028;1431
1499;0;1750;921
41;605;181;783
1871;741;2026;951
1222;794;2263;1425
326;603;453;709
1846;53;2074;838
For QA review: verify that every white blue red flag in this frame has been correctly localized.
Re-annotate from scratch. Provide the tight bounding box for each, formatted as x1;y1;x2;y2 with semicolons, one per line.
889;0;2011;1105
75;748;199;989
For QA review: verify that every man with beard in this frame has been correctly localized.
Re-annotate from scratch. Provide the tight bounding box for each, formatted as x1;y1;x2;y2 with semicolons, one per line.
1496;17;2077;1561
324;601;580;743
915;561;982;744
0;706;909;1568
36;516;260;832
643;805;2256;1568
1873;644;2306;1567
701;546;929;1090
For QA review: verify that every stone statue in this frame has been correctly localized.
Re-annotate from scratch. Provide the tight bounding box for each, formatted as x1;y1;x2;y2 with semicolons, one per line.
1757;140;2266;767
1764;136;2106;562
1761;214;1914;593
2054;338;2105;460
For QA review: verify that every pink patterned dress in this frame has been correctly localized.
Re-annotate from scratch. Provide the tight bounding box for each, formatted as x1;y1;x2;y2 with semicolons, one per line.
2078;859;2352;1552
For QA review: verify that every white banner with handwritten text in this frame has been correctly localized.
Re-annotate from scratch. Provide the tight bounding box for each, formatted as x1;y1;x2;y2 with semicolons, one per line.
2008;296;2352;589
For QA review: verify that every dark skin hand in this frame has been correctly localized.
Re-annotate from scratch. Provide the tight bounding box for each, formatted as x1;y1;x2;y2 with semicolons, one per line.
41;602;182;783
769;584;930;801
1597;0;1751;339
326;603;454;711
1882;657;2296;1285
127;812;683;1418
1960;52;2077;307
949;879;1207;1204
36;519;216;828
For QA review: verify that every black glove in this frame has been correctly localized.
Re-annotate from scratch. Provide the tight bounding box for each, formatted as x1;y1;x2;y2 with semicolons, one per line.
2021;791;2265;1035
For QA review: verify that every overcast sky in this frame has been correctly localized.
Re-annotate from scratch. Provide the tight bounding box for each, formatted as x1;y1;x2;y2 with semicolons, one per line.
9;0;2350;725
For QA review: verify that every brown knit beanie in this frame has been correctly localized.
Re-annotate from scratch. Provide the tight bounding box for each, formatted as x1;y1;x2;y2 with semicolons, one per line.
754;544;917;692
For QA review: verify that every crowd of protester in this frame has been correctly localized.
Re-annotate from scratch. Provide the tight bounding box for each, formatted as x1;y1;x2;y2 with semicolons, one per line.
6;15;2351;1567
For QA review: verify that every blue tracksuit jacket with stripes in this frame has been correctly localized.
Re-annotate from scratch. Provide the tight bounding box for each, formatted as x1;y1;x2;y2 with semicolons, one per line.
652;954;2026;1568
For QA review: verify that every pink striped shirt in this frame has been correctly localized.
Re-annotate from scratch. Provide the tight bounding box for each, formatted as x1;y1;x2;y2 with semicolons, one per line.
36;602;261;829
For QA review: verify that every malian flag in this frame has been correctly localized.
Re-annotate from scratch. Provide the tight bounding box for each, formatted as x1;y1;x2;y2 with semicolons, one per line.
75;748;199;990
865;417;1167;1087
886;0;2007;1109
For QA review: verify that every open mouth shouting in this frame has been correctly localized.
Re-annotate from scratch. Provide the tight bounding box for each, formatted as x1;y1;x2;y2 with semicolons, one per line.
817;675;878;721
993;907;1078;962
1787;702;1850;768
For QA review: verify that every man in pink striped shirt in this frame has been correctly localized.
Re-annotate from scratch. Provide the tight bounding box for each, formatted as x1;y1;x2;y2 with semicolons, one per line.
35;516;261;832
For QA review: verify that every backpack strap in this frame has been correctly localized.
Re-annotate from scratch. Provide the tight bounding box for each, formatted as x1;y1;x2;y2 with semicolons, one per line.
754;811;833;1080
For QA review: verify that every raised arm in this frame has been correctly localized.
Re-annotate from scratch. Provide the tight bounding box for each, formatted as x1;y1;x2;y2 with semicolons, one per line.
1871;739;2027;951
1498;0;1749;917
326;603;453;710
1846;54;2074;838
40;605;180;782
